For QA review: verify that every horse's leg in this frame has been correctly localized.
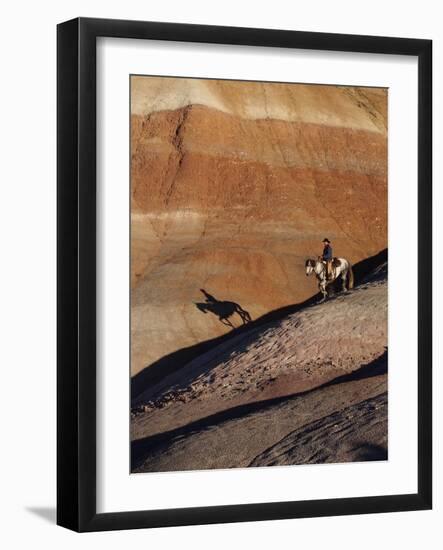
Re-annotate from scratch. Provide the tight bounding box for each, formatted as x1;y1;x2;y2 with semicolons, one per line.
236;307;247;325
220;317;234;328
318;281;328;302
341;270;348;292
236;306;251;325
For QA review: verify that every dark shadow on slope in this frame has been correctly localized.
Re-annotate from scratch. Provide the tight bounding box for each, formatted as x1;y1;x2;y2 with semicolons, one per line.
353;248;387;283
353;443;388;461
131;248;387;401
131;350;387;470
322;347;387;385
195;289;252;328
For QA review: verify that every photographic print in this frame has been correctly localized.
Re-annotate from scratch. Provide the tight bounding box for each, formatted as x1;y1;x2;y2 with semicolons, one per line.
130;75;388;473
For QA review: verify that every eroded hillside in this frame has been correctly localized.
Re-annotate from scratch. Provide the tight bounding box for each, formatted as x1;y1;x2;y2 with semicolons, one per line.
131;77;387;379
132;263;387;472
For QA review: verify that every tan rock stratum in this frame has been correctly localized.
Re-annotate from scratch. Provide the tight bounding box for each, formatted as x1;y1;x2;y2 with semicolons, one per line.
131;76;387;380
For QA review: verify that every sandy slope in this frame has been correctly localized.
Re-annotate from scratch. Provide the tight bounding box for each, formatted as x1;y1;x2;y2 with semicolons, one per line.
250;392;387;467
132;267;386;423
131;264;387;471
133;366;387;472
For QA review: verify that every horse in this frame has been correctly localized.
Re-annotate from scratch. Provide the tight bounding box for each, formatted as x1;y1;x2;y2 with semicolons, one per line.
305;257;354;302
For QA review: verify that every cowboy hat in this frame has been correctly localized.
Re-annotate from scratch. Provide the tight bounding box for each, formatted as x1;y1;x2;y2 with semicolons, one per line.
322;238;331;243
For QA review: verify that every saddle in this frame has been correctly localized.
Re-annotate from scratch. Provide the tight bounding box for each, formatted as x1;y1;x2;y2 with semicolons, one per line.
324;257;340;281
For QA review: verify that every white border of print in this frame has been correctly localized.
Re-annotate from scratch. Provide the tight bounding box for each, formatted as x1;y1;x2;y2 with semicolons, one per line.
96;37;418;513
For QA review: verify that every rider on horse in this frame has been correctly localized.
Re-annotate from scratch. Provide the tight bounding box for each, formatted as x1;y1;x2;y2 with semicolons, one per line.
322;238;333;280
306;243;353;302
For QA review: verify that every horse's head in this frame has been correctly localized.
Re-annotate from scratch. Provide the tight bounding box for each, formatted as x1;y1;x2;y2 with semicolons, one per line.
305;258;316;276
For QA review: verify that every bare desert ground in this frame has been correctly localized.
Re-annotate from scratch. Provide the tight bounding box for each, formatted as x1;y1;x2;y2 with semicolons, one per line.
132;260;387;472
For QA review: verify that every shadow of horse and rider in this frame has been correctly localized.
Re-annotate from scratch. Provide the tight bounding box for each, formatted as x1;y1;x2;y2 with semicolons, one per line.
195;289;252;328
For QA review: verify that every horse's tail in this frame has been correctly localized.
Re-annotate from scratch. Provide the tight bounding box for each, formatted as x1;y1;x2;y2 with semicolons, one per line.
347;263;354;290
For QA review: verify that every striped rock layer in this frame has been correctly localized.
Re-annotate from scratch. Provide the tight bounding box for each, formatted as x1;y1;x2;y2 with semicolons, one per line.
130;77;387;378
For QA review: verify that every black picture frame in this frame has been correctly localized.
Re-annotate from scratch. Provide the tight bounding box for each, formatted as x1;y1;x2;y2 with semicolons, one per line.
57;17;432;532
